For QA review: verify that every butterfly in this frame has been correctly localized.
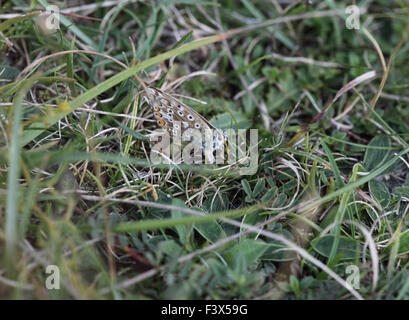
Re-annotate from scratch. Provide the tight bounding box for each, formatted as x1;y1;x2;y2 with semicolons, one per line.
140;86;226;162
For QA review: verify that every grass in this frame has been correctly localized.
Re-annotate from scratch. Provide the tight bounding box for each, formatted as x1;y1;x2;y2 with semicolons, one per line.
1;0;409;300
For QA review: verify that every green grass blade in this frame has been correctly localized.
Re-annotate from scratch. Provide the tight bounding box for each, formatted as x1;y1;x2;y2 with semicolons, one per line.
5;74;41;258
0;11;40;33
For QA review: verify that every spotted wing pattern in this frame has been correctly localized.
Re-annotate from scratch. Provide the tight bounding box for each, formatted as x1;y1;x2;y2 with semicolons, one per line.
141;87;225;152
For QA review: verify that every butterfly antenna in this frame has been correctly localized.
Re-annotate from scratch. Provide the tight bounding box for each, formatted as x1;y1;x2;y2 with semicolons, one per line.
134;73;149;92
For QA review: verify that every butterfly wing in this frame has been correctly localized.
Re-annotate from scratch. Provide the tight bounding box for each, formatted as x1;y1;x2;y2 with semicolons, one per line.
141;87;225;151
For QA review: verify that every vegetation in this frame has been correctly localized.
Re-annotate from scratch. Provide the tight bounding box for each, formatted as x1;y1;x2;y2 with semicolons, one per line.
1;0;409;299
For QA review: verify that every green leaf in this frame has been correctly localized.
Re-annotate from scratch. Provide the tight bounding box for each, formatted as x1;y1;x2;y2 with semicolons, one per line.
320;205;339;229
194;218;226;244
223;239;270;266
253;179;265;198
322;140;344;189
113;119;150;141
261;187;276;202
171;30;193;50
363;135;391;171
384;229;409;255
369;180;390;208
0;65;20;82
232;252;247;275
273;193;287;208
312;235;362;260
290;275;300;296
300;276;320;289
210;111;251;130
241;179;253;198
159;240;183;256
171;198;192;246
393;186;409;199
261;242;297;261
